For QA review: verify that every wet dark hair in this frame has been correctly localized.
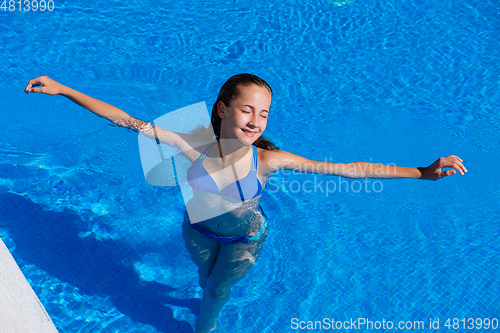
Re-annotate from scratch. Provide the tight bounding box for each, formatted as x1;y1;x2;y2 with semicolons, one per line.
211;73;279;150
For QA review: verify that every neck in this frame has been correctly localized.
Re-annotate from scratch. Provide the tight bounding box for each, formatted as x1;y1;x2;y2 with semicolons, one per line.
215;138;251;165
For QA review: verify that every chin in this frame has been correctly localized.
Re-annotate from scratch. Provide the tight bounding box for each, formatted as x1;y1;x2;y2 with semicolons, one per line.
239;138;254;146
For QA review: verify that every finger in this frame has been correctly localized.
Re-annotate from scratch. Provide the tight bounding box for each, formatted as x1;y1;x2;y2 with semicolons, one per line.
444;162;463;176
445;164;465;176
443;169;456;177
25;86;43;94
24;80;35;93
442;156;466;172
448;159;467;174
456;162;467;175
456;161;467;173
453;164;464;175
445;155;463;163
24;78;41;93
30;87;44;93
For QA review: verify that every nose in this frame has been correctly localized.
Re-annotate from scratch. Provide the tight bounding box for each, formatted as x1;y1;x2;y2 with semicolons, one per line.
248;112;259;128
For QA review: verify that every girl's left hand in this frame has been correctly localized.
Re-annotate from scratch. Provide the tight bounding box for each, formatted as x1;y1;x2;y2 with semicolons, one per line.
419;155;468;180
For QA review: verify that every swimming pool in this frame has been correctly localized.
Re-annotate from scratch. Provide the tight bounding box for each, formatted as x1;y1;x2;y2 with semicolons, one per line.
1;0;499;331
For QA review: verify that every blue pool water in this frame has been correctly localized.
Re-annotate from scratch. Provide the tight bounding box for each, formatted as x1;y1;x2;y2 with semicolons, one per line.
1;0;499;332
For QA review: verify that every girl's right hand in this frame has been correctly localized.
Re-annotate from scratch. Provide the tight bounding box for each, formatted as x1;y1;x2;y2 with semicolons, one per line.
24;76;65;95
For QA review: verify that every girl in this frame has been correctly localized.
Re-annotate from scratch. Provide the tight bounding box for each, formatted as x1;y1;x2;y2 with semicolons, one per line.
24;74;467;332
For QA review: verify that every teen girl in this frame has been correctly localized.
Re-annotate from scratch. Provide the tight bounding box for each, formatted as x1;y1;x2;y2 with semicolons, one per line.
25;74;467;332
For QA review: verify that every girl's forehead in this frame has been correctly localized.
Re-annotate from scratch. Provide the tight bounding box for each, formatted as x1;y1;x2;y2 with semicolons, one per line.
233;85;272;104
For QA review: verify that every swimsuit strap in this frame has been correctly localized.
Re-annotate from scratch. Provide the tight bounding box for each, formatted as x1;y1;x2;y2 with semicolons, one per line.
198;142;215;161
251;145;258;171
236;145;258;201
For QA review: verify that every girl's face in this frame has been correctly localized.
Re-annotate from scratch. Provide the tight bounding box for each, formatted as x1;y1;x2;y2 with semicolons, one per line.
218;84;272;146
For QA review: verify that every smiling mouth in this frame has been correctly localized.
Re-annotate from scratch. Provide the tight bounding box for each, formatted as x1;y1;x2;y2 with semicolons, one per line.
241;128;258;137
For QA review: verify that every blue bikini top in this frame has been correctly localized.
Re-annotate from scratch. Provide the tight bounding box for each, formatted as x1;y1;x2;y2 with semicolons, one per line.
187;143;264;201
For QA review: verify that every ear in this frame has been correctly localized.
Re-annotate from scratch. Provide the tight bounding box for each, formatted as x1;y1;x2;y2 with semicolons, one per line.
217;101;226;119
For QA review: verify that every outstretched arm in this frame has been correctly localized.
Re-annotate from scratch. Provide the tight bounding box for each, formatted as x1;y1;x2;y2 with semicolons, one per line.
24;76;190;150
259;150;467;180
25;76;145;130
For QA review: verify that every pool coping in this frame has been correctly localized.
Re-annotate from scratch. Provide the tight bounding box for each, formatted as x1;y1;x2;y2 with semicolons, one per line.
0;238;59;333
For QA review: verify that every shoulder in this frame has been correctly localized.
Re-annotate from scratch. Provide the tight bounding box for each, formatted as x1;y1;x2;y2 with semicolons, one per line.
257;148;309;175
182;140;213;163
258;148;310;162
258;148;290;163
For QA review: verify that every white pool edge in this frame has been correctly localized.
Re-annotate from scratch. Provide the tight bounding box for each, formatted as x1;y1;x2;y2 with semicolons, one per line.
0;238;59;333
